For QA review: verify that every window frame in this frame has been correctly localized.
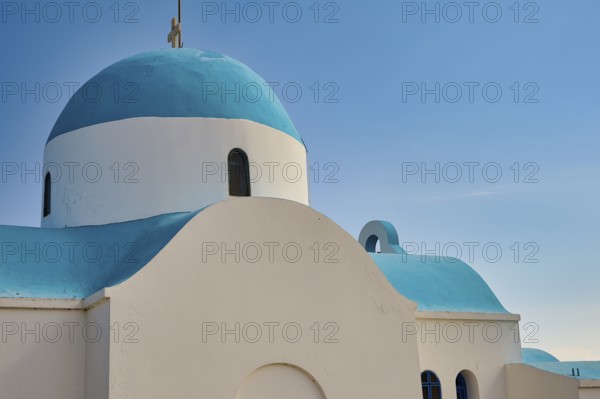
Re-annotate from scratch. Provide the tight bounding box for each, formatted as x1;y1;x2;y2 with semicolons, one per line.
421;370;442;399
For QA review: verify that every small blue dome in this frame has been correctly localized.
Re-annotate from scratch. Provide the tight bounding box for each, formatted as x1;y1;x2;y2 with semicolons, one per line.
48;49;301;144
522;348;560;363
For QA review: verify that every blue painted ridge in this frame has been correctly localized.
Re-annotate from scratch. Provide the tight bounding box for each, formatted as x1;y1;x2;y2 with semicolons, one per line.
0;210;200;299
376;220;406;254
48;48;301;144
522;348;560;363
370;253;509;314
524;361;600;381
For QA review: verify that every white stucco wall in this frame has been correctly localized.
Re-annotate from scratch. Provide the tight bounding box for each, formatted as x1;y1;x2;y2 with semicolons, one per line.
104;197;423;399
42;118;308;227
414;313;522;399
85;299;110;399
506;363;580;399
235;363;326;399
579;388;600;399
0;302;87;399
506;364;600;399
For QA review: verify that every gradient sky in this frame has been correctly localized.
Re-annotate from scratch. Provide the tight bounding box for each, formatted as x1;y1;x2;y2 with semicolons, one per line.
0;0;598;360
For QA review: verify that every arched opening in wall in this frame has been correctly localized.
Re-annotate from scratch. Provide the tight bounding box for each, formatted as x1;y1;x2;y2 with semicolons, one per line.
43;172;51;217
235;363;326;399
456;373;468;399
228;148;250;197
421;371;442;399
365;234;380;253
456;370;480;399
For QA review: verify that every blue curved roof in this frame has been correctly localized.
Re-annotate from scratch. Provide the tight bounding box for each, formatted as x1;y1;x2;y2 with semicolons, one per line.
48;48;301;144
0;211;198;298
371;253;509;314
522;348;560;363
521;349;600;381
524;361;600;381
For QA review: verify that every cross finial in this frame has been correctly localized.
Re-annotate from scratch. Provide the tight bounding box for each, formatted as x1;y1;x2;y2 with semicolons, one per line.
167;0;182;48
168;17;182;48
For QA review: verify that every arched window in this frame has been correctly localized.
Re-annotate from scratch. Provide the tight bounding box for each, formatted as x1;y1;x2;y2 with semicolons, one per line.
43;172;51;217
421;371;442;399
228;148;250;197
456;373;468;399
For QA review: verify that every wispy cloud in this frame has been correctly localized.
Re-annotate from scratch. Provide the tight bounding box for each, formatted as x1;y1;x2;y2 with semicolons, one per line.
464;191;497;197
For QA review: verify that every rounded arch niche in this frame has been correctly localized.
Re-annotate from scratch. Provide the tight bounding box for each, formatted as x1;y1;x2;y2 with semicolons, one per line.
235;363;326;399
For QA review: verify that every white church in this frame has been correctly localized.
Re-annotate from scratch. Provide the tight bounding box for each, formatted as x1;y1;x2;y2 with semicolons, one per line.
0;44;599;399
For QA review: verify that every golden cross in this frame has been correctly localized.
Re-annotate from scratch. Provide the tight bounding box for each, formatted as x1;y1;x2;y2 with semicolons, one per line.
168;17;182;48
167;1;182;48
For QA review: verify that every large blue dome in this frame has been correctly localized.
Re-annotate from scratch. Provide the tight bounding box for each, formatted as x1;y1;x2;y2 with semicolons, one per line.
48;48;301;144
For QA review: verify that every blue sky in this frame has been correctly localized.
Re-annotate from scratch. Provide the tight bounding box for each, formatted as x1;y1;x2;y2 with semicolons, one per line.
0;0;599;360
